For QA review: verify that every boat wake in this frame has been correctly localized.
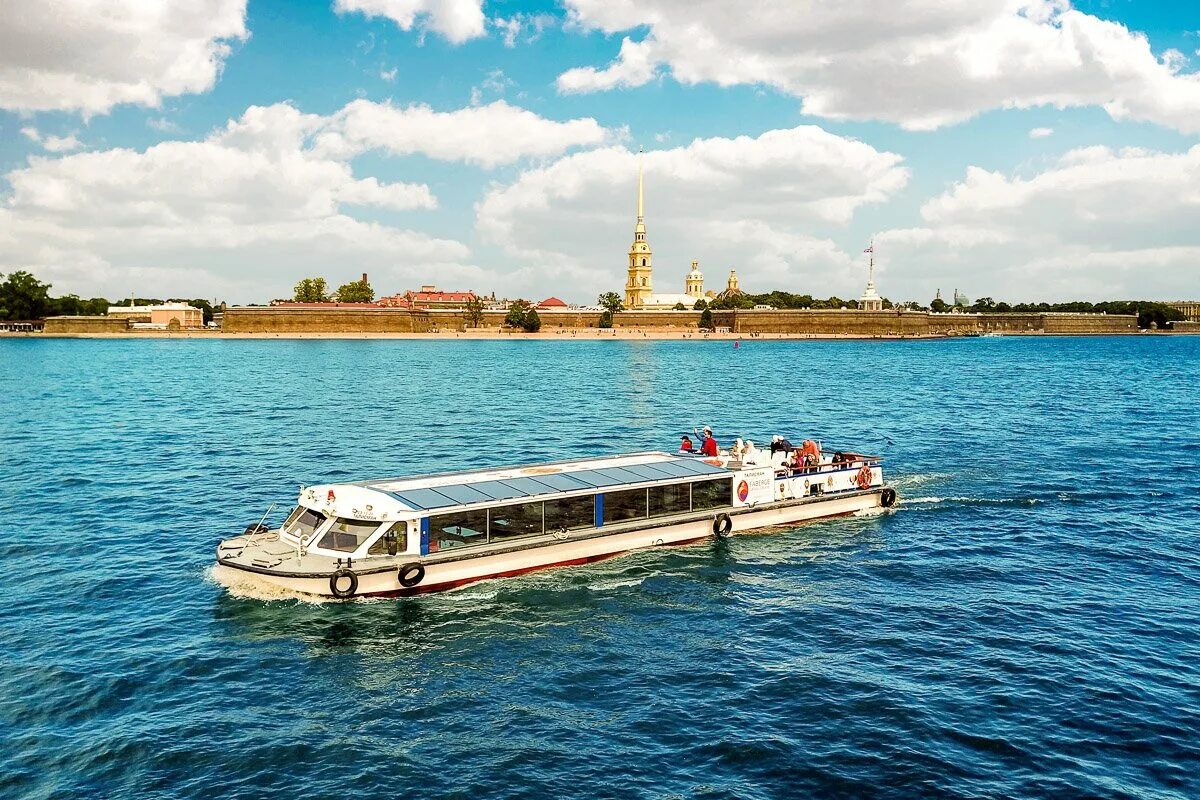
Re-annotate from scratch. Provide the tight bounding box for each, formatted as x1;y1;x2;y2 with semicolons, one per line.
902;495;1042;506
208;564;331;604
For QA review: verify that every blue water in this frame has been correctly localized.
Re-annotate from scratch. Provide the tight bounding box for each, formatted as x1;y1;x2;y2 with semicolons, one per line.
1;336;1198;799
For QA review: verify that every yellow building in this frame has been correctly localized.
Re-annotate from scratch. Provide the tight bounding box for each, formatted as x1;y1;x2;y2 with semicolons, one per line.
107;302;204;328
685;261;704;299
625;148;653;309
623;150;709;310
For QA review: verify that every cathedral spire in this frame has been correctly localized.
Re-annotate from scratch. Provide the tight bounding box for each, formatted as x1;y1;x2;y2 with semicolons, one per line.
637;145;644;221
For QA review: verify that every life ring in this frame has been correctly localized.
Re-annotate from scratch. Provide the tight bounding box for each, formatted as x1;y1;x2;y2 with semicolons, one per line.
397;562;425;588
329;567;358;598
855;465;873;490
713;513;733;537
880;488;897;508
242;522;269;535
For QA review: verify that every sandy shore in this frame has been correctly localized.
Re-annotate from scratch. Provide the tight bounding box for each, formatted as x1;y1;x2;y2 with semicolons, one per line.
10;327;958;341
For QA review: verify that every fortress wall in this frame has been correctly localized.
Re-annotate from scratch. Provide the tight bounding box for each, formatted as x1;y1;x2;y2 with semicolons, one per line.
43;316;131;334
1041;314;1137;333
222;307;425;333
730;309;929;336
219;306;1140;336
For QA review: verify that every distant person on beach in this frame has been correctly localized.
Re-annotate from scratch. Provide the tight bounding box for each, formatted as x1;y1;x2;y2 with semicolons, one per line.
694;426;719;457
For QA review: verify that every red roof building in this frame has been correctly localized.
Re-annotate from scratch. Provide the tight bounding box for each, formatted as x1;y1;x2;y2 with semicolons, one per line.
537;296;569;309
376;285;478;309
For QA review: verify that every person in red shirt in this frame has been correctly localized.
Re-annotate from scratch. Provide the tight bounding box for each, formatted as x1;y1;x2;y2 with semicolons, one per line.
679;435;695;453
695;425;719;457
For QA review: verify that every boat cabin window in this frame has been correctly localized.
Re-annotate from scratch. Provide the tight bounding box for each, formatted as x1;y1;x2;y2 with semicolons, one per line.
489;501;544;543
429;509;488;551
286;507;327;539
367;522;408;556
544;495;595;533
604;488;648;524
650;483;691;516
318;517;381;552
691;478;732;511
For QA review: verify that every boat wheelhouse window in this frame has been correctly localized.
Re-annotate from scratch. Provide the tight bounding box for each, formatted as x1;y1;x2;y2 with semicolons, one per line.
286;507;327;539
544;495;595;533
429;509;488;552
489;501;544;543
368;522;407;556
649;483;691;517
691;478;732;511
603;488;648;524
318;518;381;552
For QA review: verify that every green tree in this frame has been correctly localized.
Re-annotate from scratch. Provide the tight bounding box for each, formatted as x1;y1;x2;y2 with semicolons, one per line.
335;277;374;303
598;292;624;315
505;299;533;329
699;308;714;330
930;297;950;313
293;277;330;302
0;271;53;320
464;296;485;328
598;310;614;329
673;302;687;310
693;299;708;310
523;308;542;333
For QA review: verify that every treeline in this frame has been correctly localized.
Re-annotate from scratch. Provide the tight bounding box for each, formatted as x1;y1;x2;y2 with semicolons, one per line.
698;290;1181;328
0;270;219;323
935;297;1184;328
702;291;880;311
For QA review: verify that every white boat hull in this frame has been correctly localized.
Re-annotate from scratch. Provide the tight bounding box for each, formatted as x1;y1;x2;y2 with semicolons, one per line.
218;487;889;599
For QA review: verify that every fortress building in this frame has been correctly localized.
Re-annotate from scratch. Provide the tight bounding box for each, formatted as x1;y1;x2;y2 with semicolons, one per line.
623;150;709;310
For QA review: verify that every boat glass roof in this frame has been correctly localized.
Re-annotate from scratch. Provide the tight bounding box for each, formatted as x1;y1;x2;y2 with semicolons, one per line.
379;454;728;511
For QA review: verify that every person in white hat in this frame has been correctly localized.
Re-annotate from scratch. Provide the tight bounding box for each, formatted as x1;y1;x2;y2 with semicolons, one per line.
693;425;719;457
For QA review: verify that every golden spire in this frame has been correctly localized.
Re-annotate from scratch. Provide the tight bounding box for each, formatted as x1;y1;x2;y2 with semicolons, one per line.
637;146;644;221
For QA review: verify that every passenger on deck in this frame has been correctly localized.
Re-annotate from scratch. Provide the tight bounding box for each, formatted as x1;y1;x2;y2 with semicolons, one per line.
770;434;794;455
679;435;695;453
800;439;822;472
743;440;762;465
695;426;719;457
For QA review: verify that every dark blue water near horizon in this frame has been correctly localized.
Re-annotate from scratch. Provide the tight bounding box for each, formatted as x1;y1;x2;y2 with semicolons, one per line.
1;336;1198;799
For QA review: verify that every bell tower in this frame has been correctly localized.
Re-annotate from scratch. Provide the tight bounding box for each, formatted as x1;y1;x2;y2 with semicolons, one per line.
685;260;704;298
625;148;653;309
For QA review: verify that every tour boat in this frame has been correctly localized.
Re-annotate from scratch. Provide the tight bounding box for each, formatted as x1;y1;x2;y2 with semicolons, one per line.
214;446;897;599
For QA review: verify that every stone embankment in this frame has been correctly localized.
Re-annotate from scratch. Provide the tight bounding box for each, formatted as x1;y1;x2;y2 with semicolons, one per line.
215;307;1138;336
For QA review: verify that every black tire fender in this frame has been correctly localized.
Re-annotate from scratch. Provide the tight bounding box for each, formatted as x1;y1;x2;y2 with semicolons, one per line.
398;562;426;588
713;513;733;537
880;488;898;508
330;567;358;599
243;522;269;535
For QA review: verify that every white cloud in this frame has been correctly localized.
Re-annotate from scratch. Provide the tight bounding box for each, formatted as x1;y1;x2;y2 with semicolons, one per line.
334;0;486;44
0;0;247;115
1029;127;1054;138
557;0;1200;133
380;67;398;82
476;126;909;299
0;98;619;301
19;127;84;153
492;13;556;48
311;99;612;168
876;145;1200;300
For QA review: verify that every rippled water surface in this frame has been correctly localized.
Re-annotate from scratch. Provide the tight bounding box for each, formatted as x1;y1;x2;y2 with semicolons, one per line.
2;336;1199;799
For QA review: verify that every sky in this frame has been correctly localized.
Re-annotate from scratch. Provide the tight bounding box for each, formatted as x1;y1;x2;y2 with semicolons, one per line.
1;0;1198;305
